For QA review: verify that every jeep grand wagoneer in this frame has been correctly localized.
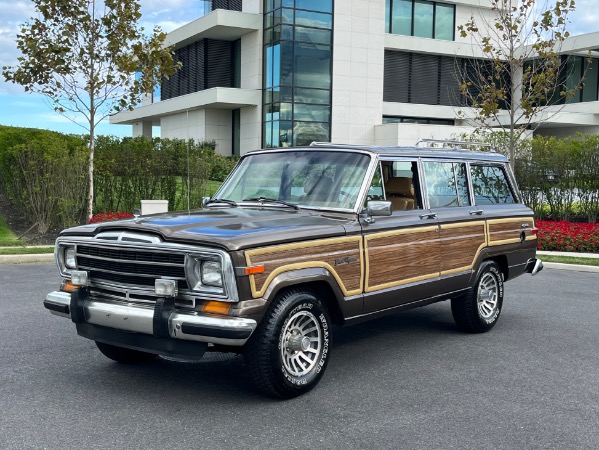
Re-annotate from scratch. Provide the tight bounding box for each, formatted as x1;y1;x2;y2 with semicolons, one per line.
44;143;543;398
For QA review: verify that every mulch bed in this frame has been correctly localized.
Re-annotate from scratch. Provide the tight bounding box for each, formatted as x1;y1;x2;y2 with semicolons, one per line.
0;192;61;245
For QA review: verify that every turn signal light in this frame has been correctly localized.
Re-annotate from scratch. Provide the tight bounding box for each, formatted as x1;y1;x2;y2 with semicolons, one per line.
61;280;78;292
244;265;265;275
202;301;231;315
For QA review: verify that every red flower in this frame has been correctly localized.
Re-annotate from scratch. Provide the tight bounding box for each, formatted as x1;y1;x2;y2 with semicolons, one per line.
88;212;135;224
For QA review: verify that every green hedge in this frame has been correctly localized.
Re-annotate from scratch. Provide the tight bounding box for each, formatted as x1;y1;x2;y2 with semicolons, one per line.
0;126;238;232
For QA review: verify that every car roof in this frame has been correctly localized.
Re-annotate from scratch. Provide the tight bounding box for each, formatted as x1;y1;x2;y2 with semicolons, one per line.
245;144;509;163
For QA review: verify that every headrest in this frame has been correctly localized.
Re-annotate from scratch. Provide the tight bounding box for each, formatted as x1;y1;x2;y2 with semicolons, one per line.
386;177;413;196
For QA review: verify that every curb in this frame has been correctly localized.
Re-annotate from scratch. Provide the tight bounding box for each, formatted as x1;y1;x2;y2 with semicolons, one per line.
542;262;599;273
0;254;55;265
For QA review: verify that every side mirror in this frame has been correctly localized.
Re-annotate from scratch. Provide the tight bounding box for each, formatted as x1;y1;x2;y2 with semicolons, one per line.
201;196;211;208
364;200;392;223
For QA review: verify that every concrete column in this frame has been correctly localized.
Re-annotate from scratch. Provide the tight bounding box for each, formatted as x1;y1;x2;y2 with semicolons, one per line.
132;121;153;138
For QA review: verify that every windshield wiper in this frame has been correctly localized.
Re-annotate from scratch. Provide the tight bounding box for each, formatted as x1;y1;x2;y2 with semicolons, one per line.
205;198;238;207
242;197;299;210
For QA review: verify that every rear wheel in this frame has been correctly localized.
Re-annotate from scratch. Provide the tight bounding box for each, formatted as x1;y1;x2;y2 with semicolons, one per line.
244;288;331;399
451;261;504;333
95;342;158;364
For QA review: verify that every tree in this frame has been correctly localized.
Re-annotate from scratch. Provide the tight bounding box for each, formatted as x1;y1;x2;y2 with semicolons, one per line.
456;0;583;165
3;0;180;221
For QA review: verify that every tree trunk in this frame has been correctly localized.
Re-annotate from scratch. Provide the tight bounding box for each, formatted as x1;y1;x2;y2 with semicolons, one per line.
87;126;95;223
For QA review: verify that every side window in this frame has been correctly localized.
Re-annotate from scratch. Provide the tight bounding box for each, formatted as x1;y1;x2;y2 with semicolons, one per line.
382;160;422;211
423;161;471;208
471;165;516;205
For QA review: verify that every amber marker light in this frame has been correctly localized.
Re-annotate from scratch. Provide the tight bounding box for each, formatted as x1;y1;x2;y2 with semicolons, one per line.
203;301;231;315
61;280;78;292
244;265;265;275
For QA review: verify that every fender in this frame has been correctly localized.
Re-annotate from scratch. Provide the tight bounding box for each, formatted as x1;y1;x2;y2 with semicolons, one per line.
259;267;361;323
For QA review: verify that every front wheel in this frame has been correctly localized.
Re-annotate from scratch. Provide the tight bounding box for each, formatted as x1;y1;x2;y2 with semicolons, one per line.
95;341;158;364
451;261;504;333
244;288;331;399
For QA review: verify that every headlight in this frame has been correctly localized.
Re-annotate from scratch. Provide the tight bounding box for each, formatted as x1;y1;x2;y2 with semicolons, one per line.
65;247;76;269
201;261;223;287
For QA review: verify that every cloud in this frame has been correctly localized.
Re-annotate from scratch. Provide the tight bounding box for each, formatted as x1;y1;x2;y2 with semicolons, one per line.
567;0;599;35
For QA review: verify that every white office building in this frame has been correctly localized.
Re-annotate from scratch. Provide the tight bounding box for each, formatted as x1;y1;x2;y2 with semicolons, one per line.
110;0;599;155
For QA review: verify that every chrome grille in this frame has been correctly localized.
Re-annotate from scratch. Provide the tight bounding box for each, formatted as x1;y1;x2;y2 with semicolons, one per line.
76;244;189;290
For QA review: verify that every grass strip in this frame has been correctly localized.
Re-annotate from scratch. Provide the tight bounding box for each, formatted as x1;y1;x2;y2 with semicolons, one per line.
541;254;599;267
0;247;54;255
0;217;23;246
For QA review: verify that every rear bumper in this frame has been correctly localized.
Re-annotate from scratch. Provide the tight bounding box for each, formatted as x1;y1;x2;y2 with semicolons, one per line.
525;258;544;276
44;290;257;347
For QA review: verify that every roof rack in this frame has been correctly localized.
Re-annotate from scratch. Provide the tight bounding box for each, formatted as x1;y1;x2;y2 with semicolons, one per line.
309;142;370;148
415;139;494;152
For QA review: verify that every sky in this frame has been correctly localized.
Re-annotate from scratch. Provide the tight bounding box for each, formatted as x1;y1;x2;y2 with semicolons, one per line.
0;0;597;137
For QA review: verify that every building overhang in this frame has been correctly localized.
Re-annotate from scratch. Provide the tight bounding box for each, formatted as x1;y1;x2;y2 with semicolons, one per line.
383;102;460;120
109;88;261;125
384;34;490;59
165;9;262;49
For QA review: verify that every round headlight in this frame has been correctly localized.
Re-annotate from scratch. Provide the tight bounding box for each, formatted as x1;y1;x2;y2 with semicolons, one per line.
201;260;223;287
65;247;76;269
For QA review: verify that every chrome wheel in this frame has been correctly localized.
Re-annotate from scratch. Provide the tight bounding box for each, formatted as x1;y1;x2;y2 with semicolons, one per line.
280;310;322;377
477;272;499;319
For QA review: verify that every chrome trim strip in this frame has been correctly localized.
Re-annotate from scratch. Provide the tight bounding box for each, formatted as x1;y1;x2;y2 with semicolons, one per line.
76;252;185;267
169;313;257;346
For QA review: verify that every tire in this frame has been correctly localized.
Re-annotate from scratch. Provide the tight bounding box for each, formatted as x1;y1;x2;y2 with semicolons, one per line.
244;288;332;399
451;261;504;333
95;341;158;364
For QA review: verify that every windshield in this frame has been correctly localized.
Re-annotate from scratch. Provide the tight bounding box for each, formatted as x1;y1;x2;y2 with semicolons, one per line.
215;150;372;210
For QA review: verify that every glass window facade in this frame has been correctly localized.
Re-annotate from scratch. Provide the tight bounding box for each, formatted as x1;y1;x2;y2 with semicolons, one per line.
565;56;599;104
263;0;333;148
385;0;455;41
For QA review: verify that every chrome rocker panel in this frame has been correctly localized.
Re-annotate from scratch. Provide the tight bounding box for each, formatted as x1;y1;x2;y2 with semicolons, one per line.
44;291;256;346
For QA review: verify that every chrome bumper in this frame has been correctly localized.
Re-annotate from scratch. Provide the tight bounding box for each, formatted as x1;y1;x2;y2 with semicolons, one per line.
44;291;257;346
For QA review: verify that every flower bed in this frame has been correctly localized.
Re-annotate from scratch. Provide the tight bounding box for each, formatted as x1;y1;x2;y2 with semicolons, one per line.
536;220;599;253
88;212;135;224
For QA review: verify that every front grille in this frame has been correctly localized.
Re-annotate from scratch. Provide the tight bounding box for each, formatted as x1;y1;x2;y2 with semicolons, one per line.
76;244;189;291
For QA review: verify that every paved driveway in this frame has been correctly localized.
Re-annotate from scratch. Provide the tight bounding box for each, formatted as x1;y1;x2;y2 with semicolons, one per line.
1;264;597;449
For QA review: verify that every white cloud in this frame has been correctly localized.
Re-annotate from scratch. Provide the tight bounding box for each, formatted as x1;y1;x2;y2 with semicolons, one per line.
567;0;599;36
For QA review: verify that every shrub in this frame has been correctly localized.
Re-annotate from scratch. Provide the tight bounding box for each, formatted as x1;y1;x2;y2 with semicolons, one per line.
536;220;599;253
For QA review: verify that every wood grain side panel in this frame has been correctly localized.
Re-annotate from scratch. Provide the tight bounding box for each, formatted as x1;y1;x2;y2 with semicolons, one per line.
245;237;363;298
439;222;487;274
488;218;535;246
365;227;440;292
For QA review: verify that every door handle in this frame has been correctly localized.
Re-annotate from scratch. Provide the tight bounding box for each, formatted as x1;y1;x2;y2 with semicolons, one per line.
419;213;437;220
469;210;484;216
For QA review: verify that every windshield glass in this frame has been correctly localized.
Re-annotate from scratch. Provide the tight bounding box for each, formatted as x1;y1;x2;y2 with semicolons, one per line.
215;150;372;210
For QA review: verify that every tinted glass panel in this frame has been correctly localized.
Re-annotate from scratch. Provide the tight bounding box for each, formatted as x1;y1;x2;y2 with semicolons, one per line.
293;122;330;146
565;56;583;104
392;0;412;36
294;43;331;88
582;58;598;102
294;104;330;122
471;165;516;204
455;163;470;206
295;10;332;28
295;27;331;45
413;1;434;38
294;88;330;104
435;3;454;40
296;0;333;13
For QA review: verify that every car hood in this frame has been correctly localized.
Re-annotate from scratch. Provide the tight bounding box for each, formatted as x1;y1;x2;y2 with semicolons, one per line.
59;207;358;251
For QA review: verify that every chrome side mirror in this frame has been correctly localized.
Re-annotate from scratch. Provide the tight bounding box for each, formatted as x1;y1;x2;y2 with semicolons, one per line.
364;200;392;223
201;196;211;208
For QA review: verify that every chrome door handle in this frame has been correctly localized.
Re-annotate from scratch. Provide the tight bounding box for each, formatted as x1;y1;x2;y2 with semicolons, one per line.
469;210;484;216
419;213;437;220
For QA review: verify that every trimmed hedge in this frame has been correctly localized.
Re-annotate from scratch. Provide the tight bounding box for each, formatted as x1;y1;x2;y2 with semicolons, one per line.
0;126;238;232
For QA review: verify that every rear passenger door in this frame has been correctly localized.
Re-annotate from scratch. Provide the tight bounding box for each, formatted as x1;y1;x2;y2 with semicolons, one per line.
421;160;487;293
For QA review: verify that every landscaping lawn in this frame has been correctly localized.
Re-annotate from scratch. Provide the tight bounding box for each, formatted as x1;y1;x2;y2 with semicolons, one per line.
0;217;22;246
0;246;54;255
539;254;599;267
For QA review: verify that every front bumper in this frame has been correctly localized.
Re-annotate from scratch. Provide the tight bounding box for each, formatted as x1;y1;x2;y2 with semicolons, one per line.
44;290;257;348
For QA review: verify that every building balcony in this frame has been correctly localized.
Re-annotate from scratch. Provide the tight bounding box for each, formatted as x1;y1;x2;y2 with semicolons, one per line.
166;9;262;49
110;87;261;125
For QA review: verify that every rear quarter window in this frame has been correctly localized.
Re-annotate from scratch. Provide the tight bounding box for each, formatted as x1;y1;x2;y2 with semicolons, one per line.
470;164;516;205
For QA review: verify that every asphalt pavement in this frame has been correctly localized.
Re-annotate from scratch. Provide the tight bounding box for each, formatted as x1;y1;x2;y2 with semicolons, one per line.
0;263;598;449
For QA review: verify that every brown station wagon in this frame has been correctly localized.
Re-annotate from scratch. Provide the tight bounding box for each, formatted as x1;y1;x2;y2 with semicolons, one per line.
44;142;543;398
